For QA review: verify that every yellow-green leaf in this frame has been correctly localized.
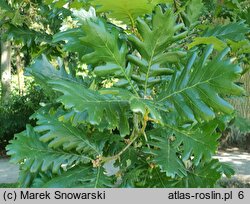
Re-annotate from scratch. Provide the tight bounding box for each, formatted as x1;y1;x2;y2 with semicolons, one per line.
188;36;227;51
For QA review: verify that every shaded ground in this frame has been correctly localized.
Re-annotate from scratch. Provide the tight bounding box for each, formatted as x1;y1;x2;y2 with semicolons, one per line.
0;158;19;184
0;148;250;185
214;148;250;186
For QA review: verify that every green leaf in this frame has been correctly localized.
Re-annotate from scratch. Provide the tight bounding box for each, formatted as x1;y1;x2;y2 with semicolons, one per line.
91;0;166;24
157;46;244;123
0;0;13;12
49;80;131;136
70;0;86;9
42;166;113;188
44;0;54;4
239;7;250;26
120;163;173;188
188;36;227;51
78;18;139;94
171;122;220;165
130;97;163;122
6;125;88;174
17;168;38;188
26;55;86;93
144;129;187;178
33;112;100;157
53;28;92;58
185;0;203;25
136;167;173;188
11;11;25;26
120;167;145;187
8;25;52;46
228;40;250;54
80;18;126;67
233;115;250;133
128;6;186;93
203;22;250;42
101;83;162;122
218;162;235;178
54;0;68;8
172;159;222;187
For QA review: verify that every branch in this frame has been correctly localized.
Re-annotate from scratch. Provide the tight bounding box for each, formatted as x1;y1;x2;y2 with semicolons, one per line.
94;110;150;166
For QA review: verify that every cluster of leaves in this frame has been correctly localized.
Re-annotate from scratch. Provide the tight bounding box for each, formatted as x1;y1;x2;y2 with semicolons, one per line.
191;0;250;71
0;0;72;62
6;0;249;187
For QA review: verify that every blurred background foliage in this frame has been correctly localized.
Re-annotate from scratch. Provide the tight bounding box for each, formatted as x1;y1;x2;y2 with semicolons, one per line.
0;79;48;152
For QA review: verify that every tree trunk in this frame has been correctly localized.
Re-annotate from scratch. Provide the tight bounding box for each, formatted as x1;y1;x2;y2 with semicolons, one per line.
1;40;12;105
16;48;24;95
230;70;250;119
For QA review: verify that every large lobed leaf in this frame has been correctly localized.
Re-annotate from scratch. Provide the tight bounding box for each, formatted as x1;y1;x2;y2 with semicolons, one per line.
6;125;88;174
79;18;127;68
76;17;140;94
203;21;250;42
144;122;225;175
144;129;187;178
188;36;227;51
184;0;203;25
33;112;100;157
157;46;244;123
188;22;250;50
53;28;92;58
171;159;222;188
26;55;86;91
128;6;186;93
91;0;167;24
120;159;233;188
7;25;52;46
41;166;112;188
49;80;131;136
171;122;220;165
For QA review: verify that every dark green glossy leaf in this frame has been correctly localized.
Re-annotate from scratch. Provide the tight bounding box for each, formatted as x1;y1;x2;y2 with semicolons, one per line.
171;160;222;187
144;129;187;178
6;125;88;174
43;166;113;188
49;80;131;136
128;6;186;92
157;46;244;123
203;22;250;41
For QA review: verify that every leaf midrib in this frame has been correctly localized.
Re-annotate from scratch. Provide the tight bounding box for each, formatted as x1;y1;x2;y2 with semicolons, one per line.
164;123;209;147
95;28;139;97
21;145;92;161
157;66;233;103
